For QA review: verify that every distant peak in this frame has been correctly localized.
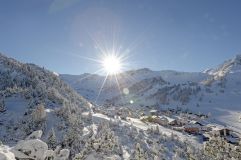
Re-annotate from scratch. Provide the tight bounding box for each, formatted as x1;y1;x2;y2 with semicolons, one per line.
224;54;241;66
206;54;241;78
232;54;241;64
0;52;9;60
235;54;241;59
135;68;152;72
126;68;152;73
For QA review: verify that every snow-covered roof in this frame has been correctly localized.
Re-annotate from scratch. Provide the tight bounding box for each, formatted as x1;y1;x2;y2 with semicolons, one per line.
226;136;240;144
140;116;148;120
207;124;227;131
189;120;204;126
150;109;157;113
184;124;201;128
190;120;198;124
159;116;176;123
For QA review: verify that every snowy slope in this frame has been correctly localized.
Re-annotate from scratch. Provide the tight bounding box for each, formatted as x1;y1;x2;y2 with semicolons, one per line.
0;53;222;160
61;55;241;133
61;68;208;103
204;54;241;79
2;53;240;159
0;53;92;151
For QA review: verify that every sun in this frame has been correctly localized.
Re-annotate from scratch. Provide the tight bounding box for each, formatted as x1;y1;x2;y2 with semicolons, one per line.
102;55;122;75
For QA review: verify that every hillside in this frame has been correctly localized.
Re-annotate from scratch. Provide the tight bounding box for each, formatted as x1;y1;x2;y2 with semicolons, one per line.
0;53;214;159
61;55;241;133
1;53;240;159
0;53;93;156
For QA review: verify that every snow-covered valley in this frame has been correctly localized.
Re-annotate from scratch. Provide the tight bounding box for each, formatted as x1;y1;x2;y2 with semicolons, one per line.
61;55;241;134
1;53;241;159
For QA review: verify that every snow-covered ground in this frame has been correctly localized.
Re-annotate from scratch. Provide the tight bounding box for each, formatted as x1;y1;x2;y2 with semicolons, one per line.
62;55;241;134
92;112;202;147
1;53;241;159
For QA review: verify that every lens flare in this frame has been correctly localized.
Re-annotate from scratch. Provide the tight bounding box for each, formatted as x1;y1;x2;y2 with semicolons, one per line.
102;55;122;75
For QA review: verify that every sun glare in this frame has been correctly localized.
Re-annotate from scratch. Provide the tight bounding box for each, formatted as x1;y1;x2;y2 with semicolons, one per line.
102;55;122;74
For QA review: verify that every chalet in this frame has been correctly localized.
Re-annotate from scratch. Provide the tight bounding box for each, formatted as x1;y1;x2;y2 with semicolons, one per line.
173;126;184;132
209;125;231;137
174;116;188;126
167;117;178;126
201;123;241;144
184;124;200;134
212;128;240;144
152;116;168;126
189;120;211;132
225;134;240;144
202;133;210;141
158;116;177;126
190;120;204;126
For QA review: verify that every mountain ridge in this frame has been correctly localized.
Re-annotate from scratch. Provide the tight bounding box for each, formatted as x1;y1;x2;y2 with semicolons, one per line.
61;54;241;133
0;53;93;157
1;53;241;159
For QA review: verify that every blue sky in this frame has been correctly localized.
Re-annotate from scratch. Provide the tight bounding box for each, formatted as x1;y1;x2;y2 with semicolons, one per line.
1;0;241;74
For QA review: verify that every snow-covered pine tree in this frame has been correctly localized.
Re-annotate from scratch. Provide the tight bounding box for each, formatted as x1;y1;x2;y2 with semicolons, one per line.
74;122;123;159
32;104;46;122
47;128;57;149
0;95;5;112
86;111;92;124
130;143;147;160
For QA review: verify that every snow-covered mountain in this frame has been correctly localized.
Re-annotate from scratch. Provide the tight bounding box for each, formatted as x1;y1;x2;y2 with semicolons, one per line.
1;53;212;160
61;69;208;103
61;55;241;133
0;53;93;156
204;54;241;79
1;53;240;159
